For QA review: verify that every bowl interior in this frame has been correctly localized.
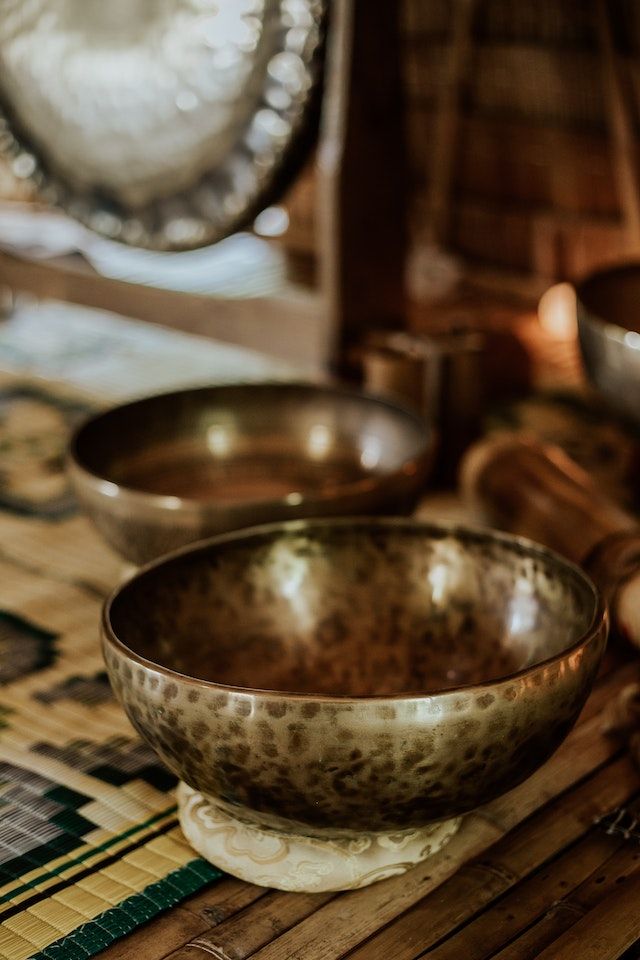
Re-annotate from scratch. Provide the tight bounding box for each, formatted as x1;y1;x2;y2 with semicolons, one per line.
578;265;640;333
73;384;428;504
107;522;597;697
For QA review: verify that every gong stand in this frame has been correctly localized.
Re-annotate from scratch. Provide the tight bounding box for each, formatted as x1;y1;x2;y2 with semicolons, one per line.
316;0;407;365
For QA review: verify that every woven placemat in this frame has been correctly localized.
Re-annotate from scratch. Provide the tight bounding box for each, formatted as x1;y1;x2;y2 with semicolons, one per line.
0;377;227;960
0;303;296;960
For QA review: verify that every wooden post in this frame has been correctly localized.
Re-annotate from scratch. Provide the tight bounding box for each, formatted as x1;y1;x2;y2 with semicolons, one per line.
316;0;408;366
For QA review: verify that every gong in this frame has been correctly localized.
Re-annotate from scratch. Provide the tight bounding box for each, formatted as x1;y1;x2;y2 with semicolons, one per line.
0;0;325;249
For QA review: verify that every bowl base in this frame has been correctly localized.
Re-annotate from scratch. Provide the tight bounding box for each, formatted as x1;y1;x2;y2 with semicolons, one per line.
177;782;461;893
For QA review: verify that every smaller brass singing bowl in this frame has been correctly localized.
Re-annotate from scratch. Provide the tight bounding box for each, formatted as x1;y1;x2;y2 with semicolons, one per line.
577;263;640;423
102;519;607;892
68;382;433;565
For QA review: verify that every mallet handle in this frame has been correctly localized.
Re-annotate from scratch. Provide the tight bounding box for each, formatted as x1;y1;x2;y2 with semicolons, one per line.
460;434;640;645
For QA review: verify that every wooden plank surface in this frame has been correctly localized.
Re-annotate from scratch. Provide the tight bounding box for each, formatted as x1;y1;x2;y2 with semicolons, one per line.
96;656;640;960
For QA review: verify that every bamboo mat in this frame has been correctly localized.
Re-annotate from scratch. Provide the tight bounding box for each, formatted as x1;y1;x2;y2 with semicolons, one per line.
0;303;294;960
0;378;225;960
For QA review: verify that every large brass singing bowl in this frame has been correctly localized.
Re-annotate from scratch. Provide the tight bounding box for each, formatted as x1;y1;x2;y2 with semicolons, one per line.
102;519;607;891
68;383;434;565
577;264;640;423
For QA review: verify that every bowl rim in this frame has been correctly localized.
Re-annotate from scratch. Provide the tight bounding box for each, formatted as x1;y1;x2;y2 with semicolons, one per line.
101;516;608;703
68;381;435;514
576;262;640;351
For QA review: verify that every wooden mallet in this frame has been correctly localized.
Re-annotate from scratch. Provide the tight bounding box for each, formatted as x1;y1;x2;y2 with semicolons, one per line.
460;433;640;646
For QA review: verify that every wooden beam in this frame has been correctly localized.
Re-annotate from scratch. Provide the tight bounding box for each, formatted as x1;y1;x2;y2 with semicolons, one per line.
0;249;326;371
317;0;408;361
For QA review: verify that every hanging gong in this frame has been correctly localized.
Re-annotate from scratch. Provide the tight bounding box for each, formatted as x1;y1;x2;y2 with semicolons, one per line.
0;0;325;249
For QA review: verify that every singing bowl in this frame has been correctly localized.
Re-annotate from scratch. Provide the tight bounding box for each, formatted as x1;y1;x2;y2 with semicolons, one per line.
576;264;640;423
102;519;607;891
68;382;434;565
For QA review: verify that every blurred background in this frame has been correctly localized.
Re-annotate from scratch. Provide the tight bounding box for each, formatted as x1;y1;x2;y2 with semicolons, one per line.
0;0;639;392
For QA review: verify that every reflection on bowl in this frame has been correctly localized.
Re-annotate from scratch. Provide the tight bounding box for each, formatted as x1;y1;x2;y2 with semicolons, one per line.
576;264;640;422
69;383;434;564
103;518;606;844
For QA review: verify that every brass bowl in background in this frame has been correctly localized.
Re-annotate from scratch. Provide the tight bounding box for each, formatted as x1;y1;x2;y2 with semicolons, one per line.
69;383;434;564
576;264;640;423
102;518;606;890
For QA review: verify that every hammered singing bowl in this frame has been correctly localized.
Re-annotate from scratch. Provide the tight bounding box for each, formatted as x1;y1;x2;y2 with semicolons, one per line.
103;520;606;854
68;383;434;565
577;263;640;423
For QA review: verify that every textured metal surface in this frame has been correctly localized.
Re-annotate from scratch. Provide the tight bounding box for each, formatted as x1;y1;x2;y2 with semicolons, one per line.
68;383;435;564
0;0;325;249
103;518;607;836
576;264;640;424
